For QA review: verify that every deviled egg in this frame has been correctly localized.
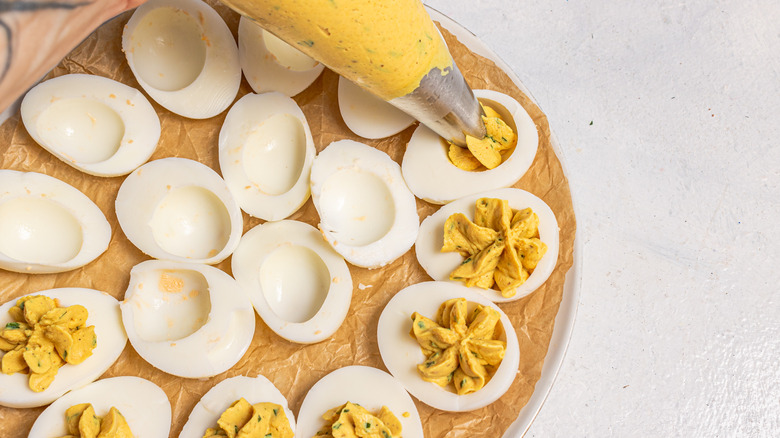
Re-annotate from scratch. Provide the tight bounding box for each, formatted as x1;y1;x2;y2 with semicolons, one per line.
115;157;243;264
0;170;110;274
377;281;520;412
238;16;325;97
20;74;160;177
337;76;415;139
0;288;127;408
219;92;315;221
120;260;255;378
402;89;539;204
310;140;419;269
122;0;241;119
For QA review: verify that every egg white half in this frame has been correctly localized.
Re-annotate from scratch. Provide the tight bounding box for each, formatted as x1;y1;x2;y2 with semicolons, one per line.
337;76;415;139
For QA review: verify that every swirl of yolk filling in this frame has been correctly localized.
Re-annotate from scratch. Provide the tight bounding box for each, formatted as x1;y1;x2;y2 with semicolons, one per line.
447;105;517;171
57;403;133;438
410;298;507;395
316;402;402;438
203;398;293;438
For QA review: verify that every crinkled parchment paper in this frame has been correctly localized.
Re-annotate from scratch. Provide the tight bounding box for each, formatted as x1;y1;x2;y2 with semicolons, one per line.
0;2;575;437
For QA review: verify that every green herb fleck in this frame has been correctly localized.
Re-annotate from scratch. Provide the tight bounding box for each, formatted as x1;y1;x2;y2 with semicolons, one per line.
273;408;278;416
461;257;472;265
589;121;593;125
417;321;425;329
258;415;262;422
5;322;19;329
460;379;467;388
19;301;25;310
265;434;272;438
63;350;69;360
298;40;315;47
365;422;371;428
235;425;239;435
333;422;341;430
382;431;392;438
501;137;508;142
425;360;435;368
343;408;350;413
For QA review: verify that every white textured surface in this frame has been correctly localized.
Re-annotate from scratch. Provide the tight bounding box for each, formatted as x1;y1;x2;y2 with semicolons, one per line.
425;0;780;436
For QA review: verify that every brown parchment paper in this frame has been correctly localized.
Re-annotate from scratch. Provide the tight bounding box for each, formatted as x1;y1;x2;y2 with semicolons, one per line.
0;3;576;437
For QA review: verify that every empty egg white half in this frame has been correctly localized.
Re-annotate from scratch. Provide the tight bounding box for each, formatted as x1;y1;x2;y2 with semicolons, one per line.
0;288;127;408
20;74;160;177
115;157;243;264
179;374;296;438
415;188;559;303
28;376;171;437
310;140;419;269
0;170;110;274
218;92;315;221
120;260;255;378
238;16;325;97
337;76;415;139
231;220;351;344
402;89;539;204
296;365;424;438
376;281;520;412
122;0;241;119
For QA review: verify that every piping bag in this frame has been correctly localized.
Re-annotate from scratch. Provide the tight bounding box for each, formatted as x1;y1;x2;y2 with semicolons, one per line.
218;0;485;146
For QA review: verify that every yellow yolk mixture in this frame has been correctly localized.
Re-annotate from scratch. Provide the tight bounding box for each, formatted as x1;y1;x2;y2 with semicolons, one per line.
442;198;547;298
219;0;453;100
203;398;293;438
0;295;96;392
58;403;133;438
315;402;402;438
411;298;506;395
447;105;517;171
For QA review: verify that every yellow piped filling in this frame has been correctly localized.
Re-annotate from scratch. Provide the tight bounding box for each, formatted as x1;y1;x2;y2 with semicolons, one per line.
57;403;133;438
203;398;293;438
447;105;517;171
315;402;401;438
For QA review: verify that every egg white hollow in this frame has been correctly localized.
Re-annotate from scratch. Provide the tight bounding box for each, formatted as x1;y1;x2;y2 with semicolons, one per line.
377;281;520;412
179;374;296;438
0;170;110;274
337;76;415;139
402;89;539;204
0;288;127;408
415;188;559;303
219;92;315;221
120;260;255;378
296;365;424;438
122;0;241;119
27;376;171;437
310;140;419;269
238;16;325;97
115;157;243;264
20;74;160;177
231;220;351;344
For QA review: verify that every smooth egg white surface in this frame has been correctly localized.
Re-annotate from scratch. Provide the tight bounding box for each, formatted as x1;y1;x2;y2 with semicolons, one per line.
337;76;415;139
219;92;315;221
28;376;171;438
120;260;255;378
122;0;241;119
0;288;127;408
310;140;419;269
415;188;559;302
20;74;160;177
0;170;110;274
402;89;539;204
377;281;520;412
231;220;352;344
238;16;325;97
296;365;424;438
179;374;296;438
115;157;243;264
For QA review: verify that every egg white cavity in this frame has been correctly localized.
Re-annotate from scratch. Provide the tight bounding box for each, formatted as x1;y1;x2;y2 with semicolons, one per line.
377;281;520;412
115;157;242;264
337;76;415;139
0;170;110;274
180;374;296;438
402;89;539;204
297;365;424;438
123;0;241;119
20;74;160;176
415;188;559;302
238;16;324;96
219;92;315;221
120;260;255;378
310;140;419;269
231;220;352;344
0;288;127;408
28;376;171;438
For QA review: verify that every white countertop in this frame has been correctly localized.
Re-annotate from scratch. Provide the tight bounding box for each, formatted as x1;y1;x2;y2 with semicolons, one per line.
424;0;780;435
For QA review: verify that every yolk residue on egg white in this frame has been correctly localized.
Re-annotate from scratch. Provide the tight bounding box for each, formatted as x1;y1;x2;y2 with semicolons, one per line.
411;298;506;395
316;402;402;438
447;105;517;171
59;403;133;438
0;295;97;392
442;198;547;298
203;398;293;438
